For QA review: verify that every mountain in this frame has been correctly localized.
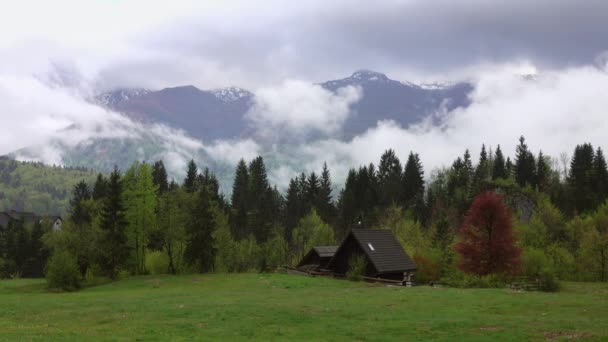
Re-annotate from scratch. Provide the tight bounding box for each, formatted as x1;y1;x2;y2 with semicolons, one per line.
95;85;253;141
95;70;472;141
321;70;472;137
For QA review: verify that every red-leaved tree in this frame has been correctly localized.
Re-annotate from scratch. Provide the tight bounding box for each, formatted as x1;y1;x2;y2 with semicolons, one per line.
455;191;521;275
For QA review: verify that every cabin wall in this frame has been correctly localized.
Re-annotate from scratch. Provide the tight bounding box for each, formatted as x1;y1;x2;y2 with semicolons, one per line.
330;235;379;277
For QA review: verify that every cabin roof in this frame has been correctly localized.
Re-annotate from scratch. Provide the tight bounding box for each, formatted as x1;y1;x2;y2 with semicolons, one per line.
336;228;417;273
312;246;338;258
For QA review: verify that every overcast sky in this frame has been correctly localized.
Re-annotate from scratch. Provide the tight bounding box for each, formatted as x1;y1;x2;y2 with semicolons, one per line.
1;0;608;90
2;0;608;189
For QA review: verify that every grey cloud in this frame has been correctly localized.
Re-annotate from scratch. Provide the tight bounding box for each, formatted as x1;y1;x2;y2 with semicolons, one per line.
96;0;608;90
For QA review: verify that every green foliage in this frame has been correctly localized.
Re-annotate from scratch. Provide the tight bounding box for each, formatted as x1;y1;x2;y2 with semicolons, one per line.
145;250;169;275
45;250;81;291
260;228;289;270
0;159;96;215
291;209;335;264
346;254;366;281
123;162;158;274
442;273;508;288
184;187;216;272
97;167;129;279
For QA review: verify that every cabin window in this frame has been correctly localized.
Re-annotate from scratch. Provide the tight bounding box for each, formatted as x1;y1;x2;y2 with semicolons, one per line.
367;243;375;251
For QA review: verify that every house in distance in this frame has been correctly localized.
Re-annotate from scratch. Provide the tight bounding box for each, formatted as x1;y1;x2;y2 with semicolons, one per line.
297;228;417;283
297;246;338;271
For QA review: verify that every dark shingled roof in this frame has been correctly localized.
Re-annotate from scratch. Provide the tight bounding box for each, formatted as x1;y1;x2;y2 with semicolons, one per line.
312;246;338;258
350;229;417;273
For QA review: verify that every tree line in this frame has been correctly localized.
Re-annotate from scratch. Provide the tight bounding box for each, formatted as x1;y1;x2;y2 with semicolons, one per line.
2;135;608;288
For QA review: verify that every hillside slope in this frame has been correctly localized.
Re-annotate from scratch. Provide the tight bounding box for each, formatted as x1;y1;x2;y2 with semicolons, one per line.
0;158;97;215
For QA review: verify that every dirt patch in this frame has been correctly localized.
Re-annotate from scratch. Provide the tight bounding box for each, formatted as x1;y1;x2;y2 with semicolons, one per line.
478;326;502;332
543;331;593;341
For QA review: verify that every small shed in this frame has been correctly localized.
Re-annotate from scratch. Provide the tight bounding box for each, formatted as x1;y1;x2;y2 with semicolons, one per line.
297;246;338;270
327;229;417;281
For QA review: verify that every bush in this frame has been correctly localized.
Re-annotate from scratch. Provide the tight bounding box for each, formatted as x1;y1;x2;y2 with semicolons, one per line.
346;254;367;281
442;273;508;288
413;253;441;284
522;248;560;292
538;270;560;292
146;250;170;275
46;251;81;291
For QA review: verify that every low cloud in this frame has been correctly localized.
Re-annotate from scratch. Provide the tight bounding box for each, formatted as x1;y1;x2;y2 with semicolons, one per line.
245;81;361;140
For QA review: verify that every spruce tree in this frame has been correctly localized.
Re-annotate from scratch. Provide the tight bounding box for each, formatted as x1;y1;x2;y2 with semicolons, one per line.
536;151;549;192
247;156;275;242
318;162;336;224
284;178;302;240
230;159;249;239
377;149;402;206
473;144;490;193
569;143;596;213
97;167;129;279
306;172;320;209
492;145;507;180
70;180;91;226
594;147;608;204
402;152;425;209
184;186;216;272
515;136;536;187
505;157;513;177
183;159;198;193
152;160;169;194
92;173;108;200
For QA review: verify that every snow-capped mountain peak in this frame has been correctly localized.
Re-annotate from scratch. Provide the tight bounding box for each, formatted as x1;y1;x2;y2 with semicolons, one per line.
96;88;150;107
211;87;252;102
349;69;389;82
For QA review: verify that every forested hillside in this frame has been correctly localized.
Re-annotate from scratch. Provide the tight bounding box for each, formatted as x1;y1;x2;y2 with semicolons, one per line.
2;135;608;286
0;158;97;215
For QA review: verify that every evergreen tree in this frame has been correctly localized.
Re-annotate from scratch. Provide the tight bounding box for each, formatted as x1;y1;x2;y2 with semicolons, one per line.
377;149;402;206
473;144;490;193
505;157;513;177
92;173;108;200
97;167;129;279
152;160;169;194
515;136;536;187
402;152;425;209
70;181;91;226
594;147;608;204
184;186;216;272
317;162;336;224
306;172;320;209
337;169;359;238
230;159;249;239
568;143;596;213
183;159;198;193
463;149;474;185
536;151;549;192
284;178;302;240
247;156;276;242
492;145;507;180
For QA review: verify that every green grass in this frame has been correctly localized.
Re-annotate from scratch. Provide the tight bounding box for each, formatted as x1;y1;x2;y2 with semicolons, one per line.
1;274;607;341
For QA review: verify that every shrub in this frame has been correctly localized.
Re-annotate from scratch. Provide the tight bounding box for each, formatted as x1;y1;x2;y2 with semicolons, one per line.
146;250;170;275
538;270;560;292
442;273;508;288
413;253;441;284
522;248;560;292
346;254;367;281
46;251;81;291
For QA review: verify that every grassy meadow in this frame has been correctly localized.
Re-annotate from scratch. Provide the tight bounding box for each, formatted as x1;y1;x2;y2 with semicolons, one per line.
1;274;607;341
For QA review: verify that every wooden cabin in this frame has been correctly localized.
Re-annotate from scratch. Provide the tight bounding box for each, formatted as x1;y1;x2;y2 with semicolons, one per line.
327;229;417;281
297;246;338;271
